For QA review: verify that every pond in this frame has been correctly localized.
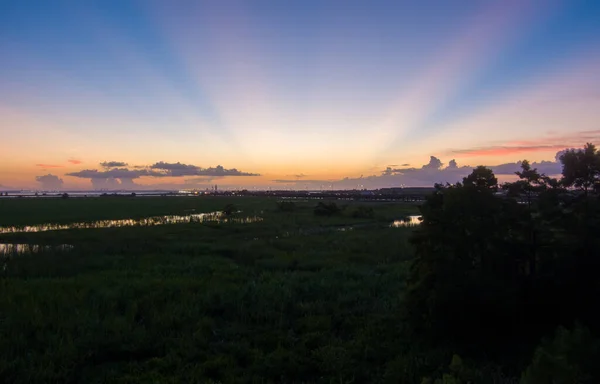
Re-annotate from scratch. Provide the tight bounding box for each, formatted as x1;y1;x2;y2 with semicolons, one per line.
390;215;422;227
0;243;73;256
0;212;263;235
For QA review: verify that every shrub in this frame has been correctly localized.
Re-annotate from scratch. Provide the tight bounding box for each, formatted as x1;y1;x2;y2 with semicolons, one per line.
350;206;374;219
276;201;296;212
521;324;600;384
314;202;341;216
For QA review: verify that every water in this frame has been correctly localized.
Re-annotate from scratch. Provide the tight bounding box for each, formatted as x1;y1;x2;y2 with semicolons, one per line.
390;215;421;227
0;212;263;234
0;243;73;256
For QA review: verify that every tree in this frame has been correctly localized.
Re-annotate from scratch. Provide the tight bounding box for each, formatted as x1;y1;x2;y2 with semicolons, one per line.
406;167;522;354
502;161;556;278
560;143;600;196
521;325;600;384
462;166;498;192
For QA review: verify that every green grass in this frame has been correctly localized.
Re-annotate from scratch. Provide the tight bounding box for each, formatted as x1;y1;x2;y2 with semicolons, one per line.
0;196;418;227
0;197;423;383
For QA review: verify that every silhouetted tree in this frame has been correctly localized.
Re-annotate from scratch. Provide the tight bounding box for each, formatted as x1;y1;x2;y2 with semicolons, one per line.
560;143;600;196
405;146;600;377
462;165;498;192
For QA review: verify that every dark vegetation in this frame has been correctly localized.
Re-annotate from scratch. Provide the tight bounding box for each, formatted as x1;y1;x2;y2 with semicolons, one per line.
313;201;343;216
1;143;599;382
407;143;600;383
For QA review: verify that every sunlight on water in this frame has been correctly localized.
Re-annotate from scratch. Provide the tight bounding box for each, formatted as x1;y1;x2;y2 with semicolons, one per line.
0;243;73;255
0;212;263;235
390;215;422;227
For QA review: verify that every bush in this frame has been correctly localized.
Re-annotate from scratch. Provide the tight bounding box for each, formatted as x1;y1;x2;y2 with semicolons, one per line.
314;202;341;216
222;204;237;216
521;324;600;384
350;206;374;219
276;201;296;212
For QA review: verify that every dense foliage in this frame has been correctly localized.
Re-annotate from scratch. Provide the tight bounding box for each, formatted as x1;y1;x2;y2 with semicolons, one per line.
407;143;600;381
1;198;421;383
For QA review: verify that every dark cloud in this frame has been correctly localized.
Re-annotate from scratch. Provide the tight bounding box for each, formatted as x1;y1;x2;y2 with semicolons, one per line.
150;162;199;173
66;162;259;190
402;163;410;166
100;161;128;168
490;160;562;176
149;162;259;177
422;156;443;170
35;174;64;190
273;149;570;190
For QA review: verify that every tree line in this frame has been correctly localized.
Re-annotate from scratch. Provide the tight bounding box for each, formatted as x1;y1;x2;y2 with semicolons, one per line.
407;143;600;382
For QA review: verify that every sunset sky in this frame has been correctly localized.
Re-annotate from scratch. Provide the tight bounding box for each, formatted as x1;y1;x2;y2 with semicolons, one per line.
1;0;599;190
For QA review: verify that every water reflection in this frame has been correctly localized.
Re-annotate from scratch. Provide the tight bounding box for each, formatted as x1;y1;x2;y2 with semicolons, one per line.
0;212;263;235
0;243;73;255
390;215;422;227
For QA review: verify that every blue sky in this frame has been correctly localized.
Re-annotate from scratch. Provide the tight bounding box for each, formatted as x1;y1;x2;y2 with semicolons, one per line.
1;0;599;189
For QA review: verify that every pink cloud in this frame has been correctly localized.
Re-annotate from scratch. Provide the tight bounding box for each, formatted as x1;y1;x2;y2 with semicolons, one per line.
35;164;64;168
451;130;600;158
452;145;568;157
68;158;82;165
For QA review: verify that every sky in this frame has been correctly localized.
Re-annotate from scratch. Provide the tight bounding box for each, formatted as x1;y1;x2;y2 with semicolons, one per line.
1;0;599;190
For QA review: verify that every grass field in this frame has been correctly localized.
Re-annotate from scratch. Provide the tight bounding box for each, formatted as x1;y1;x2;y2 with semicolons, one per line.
0;196;428;383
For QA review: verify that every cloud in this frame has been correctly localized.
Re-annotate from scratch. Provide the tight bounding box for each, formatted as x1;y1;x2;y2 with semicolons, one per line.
149;162;259;177
422;156;443;170
449;130;600;158
272;148;572;190
66;168;143;190
35;174;64;190
150;162;199;173
100;161;128;168
65;162;259;190
184;176;224;184
68;158;82;165
91;177;123;190
490;160;562;176
451;145;570;157
67;168;147;179
36;164;63;168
